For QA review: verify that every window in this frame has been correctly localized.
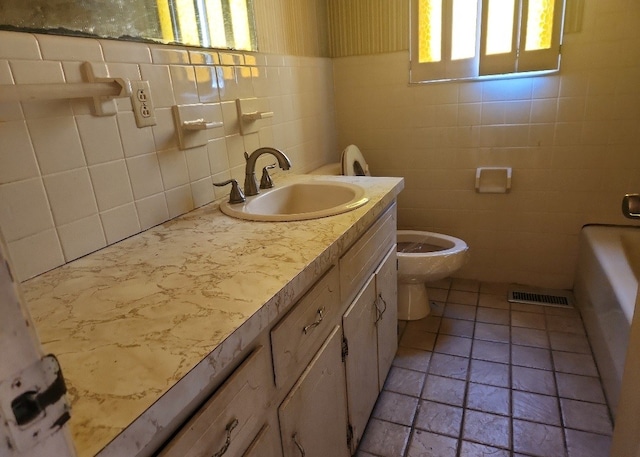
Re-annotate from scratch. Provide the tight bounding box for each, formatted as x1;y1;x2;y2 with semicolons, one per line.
410;0;565;82
157;0;255;50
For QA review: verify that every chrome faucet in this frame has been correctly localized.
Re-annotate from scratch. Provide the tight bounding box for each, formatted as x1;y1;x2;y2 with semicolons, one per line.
244;147;292;196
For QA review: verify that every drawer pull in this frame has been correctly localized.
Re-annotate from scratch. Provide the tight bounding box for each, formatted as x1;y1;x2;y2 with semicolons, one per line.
292;433;306;456
375;293;387;323
213;418;239;457
303;307;325;334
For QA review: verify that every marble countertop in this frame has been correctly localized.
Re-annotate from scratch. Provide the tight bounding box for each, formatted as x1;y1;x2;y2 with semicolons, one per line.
21;174;404;457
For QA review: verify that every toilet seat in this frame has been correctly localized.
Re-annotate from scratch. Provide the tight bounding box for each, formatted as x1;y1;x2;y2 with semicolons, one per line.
342;144;371;177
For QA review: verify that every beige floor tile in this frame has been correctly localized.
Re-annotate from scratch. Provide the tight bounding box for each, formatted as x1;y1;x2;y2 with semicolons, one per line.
512;391;561;425
466;383;510;415
548;331;591;353
469;359;509;387
476;307;510;325
439;317;475;338
460;441;510;457
414;400;463;437
512;345;552;370
407;430;458;457
429;353;469;380
475;322;510;343
511;310;546;329
552;351;599;376
447;290;479;306
358;418;411;457
511;327;550;348
565;429;612;457
444;302;477;320
472;340;510;364
372;391;419;427
392;347;432;372
463;410;510;448
512;366;557;396
421;374;466;407
400;328;437;351
383;366;425;397
478;293;510;309
560;399;613;435
513;419;564;457
556;372;606;404
434;334;472;357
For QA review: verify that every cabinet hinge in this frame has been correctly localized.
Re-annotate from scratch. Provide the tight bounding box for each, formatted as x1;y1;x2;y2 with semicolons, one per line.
341;337;349;362
0;354;71;453
347;423;354;449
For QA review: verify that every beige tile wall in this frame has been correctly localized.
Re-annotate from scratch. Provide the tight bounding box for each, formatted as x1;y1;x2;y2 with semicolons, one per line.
0;31;337;281
333;2;640;289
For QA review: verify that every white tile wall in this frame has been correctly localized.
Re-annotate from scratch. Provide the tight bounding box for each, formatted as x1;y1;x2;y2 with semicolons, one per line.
0;32;337;281
333;2;640;289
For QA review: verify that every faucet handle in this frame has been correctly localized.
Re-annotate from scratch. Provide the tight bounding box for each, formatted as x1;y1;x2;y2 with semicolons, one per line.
213;179;245;204
260;164;277;189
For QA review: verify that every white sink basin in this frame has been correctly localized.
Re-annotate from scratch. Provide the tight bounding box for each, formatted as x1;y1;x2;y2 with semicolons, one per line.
220;181;369;222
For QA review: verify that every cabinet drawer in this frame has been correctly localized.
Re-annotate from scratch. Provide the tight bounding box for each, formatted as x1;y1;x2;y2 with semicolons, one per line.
340;204;396;303
160;346;273;457
271;266;340;388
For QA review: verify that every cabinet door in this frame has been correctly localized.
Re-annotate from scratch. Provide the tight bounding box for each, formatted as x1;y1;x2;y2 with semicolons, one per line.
243;413;283;457
375;248;398;390
160;346;272;457
278;326;350;457
343;276;379;453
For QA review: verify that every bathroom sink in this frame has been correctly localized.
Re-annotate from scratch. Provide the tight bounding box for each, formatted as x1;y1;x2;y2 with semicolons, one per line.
219;180;369;221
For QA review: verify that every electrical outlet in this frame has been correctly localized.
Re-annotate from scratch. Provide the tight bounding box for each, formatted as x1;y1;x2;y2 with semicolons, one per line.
131;81;156;127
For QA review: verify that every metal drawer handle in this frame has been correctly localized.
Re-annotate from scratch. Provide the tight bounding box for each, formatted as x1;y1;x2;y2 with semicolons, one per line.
293;433;306;456
213;418;239;457
375;293;387;324
303;307;325;334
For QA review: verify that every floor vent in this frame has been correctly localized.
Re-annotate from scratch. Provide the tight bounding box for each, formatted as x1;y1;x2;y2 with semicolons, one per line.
508;288;574;308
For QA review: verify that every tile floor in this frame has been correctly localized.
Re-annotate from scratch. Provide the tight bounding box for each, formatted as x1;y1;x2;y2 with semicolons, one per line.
356;279;613;457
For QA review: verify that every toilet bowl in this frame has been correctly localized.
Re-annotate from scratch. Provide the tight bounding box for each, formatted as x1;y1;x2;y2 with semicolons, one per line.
311;144;469;320
396;230;468;320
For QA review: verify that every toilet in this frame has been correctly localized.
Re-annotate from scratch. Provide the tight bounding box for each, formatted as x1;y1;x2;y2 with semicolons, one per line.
312;145;469;320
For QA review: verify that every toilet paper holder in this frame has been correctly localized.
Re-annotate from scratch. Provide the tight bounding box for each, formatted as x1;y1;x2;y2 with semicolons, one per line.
475;167;512;193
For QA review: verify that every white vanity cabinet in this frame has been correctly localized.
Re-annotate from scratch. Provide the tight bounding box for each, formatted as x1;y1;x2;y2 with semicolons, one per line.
158;345;275;457
278;326;351;457
159;203;398;457
340;205;398;452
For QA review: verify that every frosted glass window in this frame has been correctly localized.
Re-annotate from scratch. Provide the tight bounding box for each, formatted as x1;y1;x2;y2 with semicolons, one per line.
525;0;555;50
418;0;442;63
229;0;251;50
155;0;254;49
451;0;478;60
205;0;227;48
485;0;515;55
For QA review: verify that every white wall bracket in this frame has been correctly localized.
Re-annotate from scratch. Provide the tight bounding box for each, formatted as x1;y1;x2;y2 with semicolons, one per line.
235;97;273;135
0;62;131;117
172;104;224;149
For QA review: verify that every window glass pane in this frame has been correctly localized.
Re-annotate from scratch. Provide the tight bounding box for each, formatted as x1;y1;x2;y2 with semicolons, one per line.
525;0;555;50
418;0;442;63
157;0;175;42
206;0;227;48
486;0;515;55
176;0;200;45
451;0;478;60
229;0;251;50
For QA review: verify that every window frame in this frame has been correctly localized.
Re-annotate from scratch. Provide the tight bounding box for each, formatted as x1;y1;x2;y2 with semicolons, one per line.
410;0;565;83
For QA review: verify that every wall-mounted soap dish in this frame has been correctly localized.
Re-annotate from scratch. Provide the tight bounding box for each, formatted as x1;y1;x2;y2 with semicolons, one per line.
475;167;512;193
172;104;223;149
236;97;273;135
